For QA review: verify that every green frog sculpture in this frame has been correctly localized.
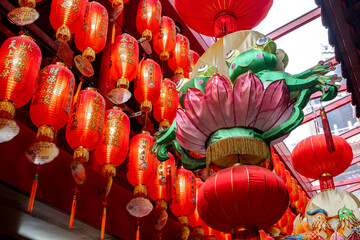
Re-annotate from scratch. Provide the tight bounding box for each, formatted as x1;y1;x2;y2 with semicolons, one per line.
152;32;340;170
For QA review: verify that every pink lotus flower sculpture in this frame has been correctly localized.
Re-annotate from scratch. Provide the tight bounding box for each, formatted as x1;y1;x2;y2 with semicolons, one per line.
176;71;294;168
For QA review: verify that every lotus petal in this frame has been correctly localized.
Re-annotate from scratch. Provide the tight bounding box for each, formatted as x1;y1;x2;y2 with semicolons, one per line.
268;101;295;131
252;80;290;131
233;71;264;127
175;130;206;154
330;232;344;240
184;87;219;136
176;109;207;149
204;73;235;127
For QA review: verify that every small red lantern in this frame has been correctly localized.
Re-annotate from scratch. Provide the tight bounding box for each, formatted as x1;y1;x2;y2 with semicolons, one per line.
127;132;157;197
198;165;289;239
75;1;108;62
186;49;200;77
168;34;190;78
49;0;87;42
134;59;161;113
291;134;353;191
136;0;162;41
153;79;179;128
188;179;206;238
153;16;176;61
0;35;42;122
109;34;139;104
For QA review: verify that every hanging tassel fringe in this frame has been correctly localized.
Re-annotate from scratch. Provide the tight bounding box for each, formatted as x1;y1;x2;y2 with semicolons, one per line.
136;218;140;240
320;107;335;152
101;199;107;240
27;170;39;214
72;81;83;105
111;24;116;44
69;186;79;229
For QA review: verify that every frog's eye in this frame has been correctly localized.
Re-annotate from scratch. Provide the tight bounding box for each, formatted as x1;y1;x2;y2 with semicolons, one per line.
256;37;270;46
198;64;208;72
225;49;235;59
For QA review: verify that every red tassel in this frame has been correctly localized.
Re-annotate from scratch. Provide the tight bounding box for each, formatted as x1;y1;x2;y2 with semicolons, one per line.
27;172;39;214
101;199;107;240
320;107;335;152
166;165;172;201
69;186;79;229
136;218;140;240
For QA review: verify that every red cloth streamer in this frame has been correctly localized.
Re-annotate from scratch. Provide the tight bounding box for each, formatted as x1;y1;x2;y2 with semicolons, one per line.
101;199;107;240
320;107;335;152
69;186;79;229
27;171;39;214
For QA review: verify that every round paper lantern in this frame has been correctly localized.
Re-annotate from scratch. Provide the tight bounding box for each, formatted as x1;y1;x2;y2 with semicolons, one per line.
168;34;190;78
66;88;105;164
198;165;289;239
291;134;353;191
0;35;41;120
187;49;200;77
188;179;206;238
136;0;162;41
49;0;87;42
30;62;75;141
134;59;161;113
94;107;130;167
75;1;108;62
127;132;157;196
153;16;176;61
153;79;179;128
289;177;299;202
109;34;139;98
175;0;273;37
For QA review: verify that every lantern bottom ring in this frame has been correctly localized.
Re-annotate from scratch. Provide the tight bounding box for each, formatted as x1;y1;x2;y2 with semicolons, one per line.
0;100;15;120
73;146;89;163
56;25;71;43
82;47;96;62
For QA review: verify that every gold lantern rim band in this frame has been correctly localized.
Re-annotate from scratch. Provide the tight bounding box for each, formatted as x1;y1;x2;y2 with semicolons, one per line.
36;125;55;142
116;77;129;89
0;100;15;120
56;25;71;43
73;146;89;163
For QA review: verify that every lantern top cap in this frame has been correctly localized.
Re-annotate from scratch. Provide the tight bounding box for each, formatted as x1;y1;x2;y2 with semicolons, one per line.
141;130;150;135
55;62;67;67
84;87;97;91
19;34;34;41
112;106;122;111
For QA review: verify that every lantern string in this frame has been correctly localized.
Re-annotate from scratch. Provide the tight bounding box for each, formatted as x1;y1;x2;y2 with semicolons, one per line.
101;197;107;240
27;163;40;214
309;100;320;134
69;185;80;229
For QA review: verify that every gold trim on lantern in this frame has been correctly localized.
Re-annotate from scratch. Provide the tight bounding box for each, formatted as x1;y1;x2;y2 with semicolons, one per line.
84;87;97;91
102;163;116;177
19;34;34;41
321;173;332;177
142;29;152;41
18;0;36;8
116;77;129;89
111;0;123;8
155;199;167;211
159;120;170;129
177;215;189;225
140;100;152;113
56;25;71;43
0;100;15;120
36;125;55;142
159;50;170;61
55;62;67;67
193;226;204;237
73;146;89;163
82;47;96;62
174;67;184;77
141;130;150;135
134;184;148;197
113;106;122;111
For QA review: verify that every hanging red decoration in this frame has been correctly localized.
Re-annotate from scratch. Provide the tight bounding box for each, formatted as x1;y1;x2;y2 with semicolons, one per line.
0;35;42;122
188;179;206;239
136;0;162;41
127;132;157;197
49;0;87;42
75;1;108;62
153;16;176;61
134;59;161;113
291;134;353;191
187;49;200;77
175;0;273;37
289;177;299;202
108;34;139;104
168;34;190;78
153;79;179;128
198;165;289;239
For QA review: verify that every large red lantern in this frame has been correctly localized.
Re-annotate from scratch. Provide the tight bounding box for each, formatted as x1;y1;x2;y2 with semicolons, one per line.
127;132;157;196
291;134;353;191
175;0;273;37
153;16;176;61
168;34;190;78
108;34;139;104
153;79;179;128
75;1;108;62
0;35;42;122
134;59;161;113
49;0;87;42
136;0;162;41
198;165;289;239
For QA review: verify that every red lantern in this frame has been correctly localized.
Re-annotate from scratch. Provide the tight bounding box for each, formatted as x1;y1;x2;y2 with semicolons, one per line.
187;49;200;76
188;179;206;238
127;132;157;196
134;59;161;113
136;0;162;41
289;177;299;202
153;16;176;61
198;165;289;239
0;35;42;121
153;79;179;128
50;0;87;42
109;34;139;102
174;0;273;37
168;34;190;78
291;134;353;191
75;1;108;62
